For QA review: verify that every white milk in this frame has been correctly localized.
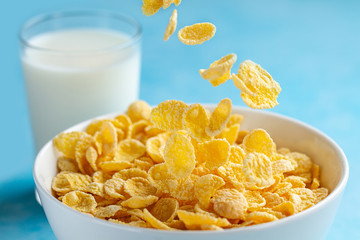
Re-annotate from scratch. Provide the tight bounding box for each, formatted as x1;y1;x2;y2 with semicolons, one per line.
22;29;141;151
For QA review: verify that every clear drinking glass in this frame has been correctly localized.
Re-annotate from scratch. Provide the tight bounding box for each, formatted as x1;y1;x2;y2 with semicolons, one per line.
19;10;142;152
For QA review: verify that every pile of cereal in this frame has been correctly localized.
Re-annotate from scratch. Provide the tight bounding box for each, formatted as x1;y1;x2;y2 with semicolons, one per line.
52;98;328;230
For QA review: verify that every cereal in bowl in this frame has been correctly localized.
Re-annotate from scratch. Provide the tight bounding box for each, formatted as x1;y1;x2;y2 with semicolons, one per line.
52;99;328;230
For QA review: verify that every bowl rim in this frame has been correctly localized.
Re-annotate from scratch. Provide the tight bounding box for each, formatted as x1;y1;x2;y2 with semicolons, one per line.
33;105;349;234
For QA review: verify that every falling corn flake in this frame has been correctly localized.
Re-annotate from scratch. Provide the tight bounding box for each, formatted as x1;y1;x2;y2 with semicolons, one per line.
232;60;281;109
142;0;163;16
52;100;329;231
200;53;237;87
164;10;178;41
178;22;216;45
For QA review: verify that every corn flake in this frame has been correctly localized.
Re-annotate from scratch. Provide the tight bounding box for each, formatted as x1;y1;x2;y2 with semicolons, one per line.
164;133;196;179
183;103;211;141
198;139;230;170
177;210;230;227
121;195;158;209
143;209;173;230
164;10;177;41
142;0;163;16
232;60;281;109
243;129;276;158
150;100;188;131
211;189;248;220
124;177;157;197
242;153;275;190
200;54;237;87
62;191;97;213
206;98;232;137
194;174;225;208
150;198;179;222
178;22;216;45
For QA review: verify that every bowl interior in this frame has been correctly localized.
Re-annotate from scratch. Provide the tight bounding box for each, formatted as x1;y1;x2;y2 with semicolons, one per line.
34;106;348;204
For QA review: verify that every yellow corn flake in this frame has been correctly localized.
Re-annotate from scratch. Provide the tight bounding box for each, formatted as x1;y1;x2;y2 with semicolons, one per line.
93;205;125;218
228;145;246;165
85;146;98;171
57;158;79;173
99;160;133;172
216;124;240;145
246;211;278;223
164;133;196;179
121;195;159;209
126;100;152;123
198;139;230;170
115;139;146;162
216;162;245;190
200;224;223;231
142;0;163;16
133;157;154;171
164;9;178;41
177;210;230;227
104;178;126;199
286;152;313;174
170;174;198;201
74;133;95;175
227;113;244;127
85;119;123;136
53;132;87;159
312;188;328;203
178;22;216;45
242;128;276;158
205;98;232;137
150;100;188;131
289;188;316;211
273;182;293;196
146;136;166;163
194;174;225;208
148;163;179;193
244;191;266;211
312;164;320;179
115;114;132;137
52;172;92;194
183;103;211;141
174;0;181;6
272;201;295;216
128;120;149;141
232;60;281;109
144;125;164;137
92;171;111;184
211;189;248;220
262;192;284;208
113;168;148;181
200;54;237;87
124;177;157;197
236;130;249;144
143;209;173;230
62;191;97;213
310;178;320;190
242;153;275;190
85;182;105;197
272;159;295;175
283;176;307;188
150;198;179;222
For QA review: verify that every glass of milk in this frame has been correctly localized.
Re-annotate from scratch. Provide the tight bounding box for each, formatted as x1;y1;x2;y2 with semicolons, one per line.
20;10;142;152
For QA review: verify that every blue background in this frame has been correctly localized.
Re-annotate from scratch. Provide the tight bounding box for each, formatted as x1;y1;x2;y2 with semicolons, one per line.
0;0;359;239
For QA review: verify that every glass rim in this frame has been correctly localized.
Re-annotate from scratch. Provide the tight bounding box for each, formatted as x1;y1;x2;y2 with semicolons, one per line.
19;10;142;54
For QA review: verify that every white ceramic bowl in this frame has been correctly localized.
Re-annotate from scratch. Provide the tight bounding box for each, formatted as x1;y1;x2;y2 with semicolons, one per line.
33;106;349;240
